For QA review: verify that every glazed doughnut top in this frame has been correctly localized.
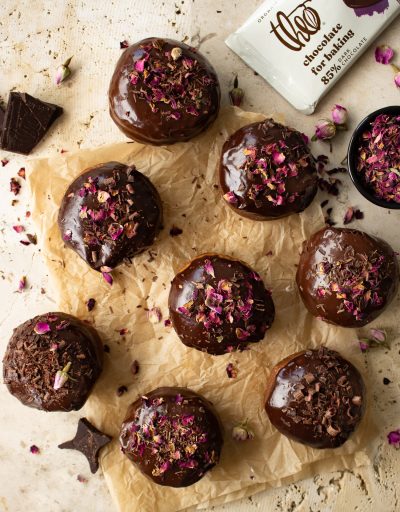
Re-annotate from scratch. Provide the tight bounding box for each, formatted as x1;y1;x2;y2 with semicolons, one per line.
119;387;223;487
168;255;275;355
3;312;103;412
108;37;220;145
219;119;317;220
58;162;162;272
296;227;398;327
265;348;365;449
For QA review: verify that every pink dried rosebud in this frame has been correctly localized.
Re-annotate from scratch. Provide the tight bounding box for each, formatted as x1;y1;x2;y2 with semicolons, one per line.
148;307;162;324
55;56;73;85
232;420;255;441
388;429;400;447
229;76;245;108
375;45;394;65
331;104;348;126
34;322;51;334
370;328;386;343
53;361;72;390
17;276;26;292
312;120;336;141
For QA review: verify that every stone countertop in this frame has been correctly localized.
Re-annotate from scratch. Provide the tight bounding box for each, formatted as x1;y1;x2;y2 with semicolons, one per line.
1;1;399;511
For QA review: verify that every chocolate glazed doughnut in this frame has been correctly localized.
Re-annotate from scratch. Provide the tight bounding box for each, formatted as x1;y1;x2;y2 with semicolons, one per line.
296;227;399;327
265;348;365;449
168;254;275;355
108;37;221;145
219;119;318;220
120;387;223;487
3;312;103;412
58;162;162;272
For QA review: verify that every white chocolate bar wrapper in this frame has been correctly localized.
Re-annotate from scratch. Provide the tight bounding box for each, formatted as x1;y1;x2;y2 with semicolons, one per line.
226;0;400;114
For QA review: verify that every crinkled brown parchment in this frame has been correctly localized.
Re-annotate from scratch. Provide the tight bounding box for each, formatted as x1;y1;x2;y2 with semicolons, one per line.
28;107;374;512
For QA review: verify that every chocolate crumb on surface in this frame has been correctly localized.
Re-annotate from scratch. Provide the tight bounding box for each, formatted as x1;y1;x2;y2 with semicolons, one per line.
265;347;365;449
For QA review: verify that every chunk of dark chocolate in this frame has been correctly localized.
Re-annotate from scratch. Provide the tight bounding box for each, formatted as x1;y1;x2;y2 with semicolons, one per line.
0;92;63;155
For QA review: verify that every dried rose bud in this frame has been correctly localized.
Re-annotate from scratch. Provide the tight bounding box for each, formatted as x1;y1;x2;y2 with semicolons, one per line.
55;56;73;86
30;445;40;454
17;276;26;293
148;307;162;324
86;298;96;311
375;45;394;65
17;167;26;179
102;272;113;286
53;361;72;390
358;340;369;352
387;429;400;447
232;420;255;442
370;328;386;343
171;47;183;61
312;120;336;141
229;76;244;107
331;104;348;126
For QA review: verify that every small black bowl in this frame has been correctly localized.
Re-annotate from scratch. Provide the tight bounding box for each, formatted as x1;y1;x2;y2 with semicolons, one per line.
347;105;400;209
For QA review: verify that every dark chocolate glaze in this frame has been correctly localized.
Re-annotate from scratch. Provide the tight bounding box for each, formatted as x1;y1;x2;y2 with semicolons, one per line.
219;119;318;221
58;162;162;271
296;227;399;327
168;254;275;355
3;313;103;412
108;37;220;145
265;348;365;449
120;387;223;487
342;0;380;7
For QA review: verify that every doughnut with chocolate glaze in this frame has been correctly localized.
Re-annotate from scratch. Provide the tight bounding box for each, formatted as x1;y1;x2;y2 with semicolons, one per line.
58;162;162;272
3;312;103;412
168;254;275;355
265;348;365;449
219;119;318;220
108;37;220;145
296;227;399;327
120;387;223;487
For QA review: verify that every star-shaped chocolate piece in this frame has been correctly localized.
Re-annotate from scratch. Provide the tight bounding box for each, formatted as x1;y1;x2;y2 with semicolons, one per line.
58;417;112;473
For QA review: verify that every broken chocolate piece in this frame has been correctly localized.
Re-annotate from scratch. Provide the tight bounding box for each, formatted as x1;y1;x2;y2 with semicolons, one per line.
0;105;4;136
0;92;63;155
58;417;112;473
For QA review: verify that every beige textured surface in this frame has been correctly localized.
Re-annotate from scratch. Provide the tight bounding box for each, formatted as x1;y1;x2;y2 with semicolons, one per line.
1;1;400;512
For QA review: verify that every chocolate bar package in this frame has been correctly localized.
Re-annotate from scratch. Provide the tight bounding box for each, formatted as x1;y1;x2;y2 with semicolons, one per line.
226;0;400;114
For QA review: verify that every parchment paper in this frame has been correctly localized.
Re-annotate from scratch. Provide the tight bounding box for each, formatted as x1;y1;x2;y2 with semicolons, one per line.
28;107;374;512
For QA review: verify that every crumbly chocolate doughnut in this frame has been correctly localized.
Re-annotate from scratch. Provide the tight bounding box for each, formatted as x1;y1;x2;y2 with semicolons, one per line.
120;387;223;487
265;348;365;448
58;162;162;271
219;119;318;220
168;254;275;355
3;312;103;412
296;227;399;327
108;37;220;145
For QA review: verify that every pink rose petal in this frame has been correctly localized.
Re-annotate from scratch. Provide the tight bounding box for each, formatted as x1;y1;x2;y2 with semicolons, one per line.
34;322;51;334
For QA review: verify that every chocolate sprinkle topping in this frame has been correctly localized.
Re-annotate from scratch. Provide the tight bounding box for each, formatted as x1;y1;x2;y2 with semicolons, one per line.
265;348;365;449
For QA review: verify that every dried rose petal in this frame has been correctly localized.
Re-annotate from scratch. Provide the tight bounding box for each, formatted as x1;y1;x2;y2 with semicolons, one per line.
100;266;113;273
17;276;26;292
130;360;139;375
120;40;129;49
86;298;96;311
63;229;72;241
375;45;394;65
10;178;21;196
164;318;171;327
17;167;26;179
148;307;162;324
30;445;40;454
370;328;386;343
27;234;37;245
226;363;238;379
203;259;215;278
395;70;400;88
343;207;354;225
102;272;113;286
358;340;369;352
117;385;128;396
1;158;9;166
387;429;400;447
119;328;128;335
13;225;24;233
97;190;110;203
34;322;51;334
77;474;88;483
223;191;238;204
